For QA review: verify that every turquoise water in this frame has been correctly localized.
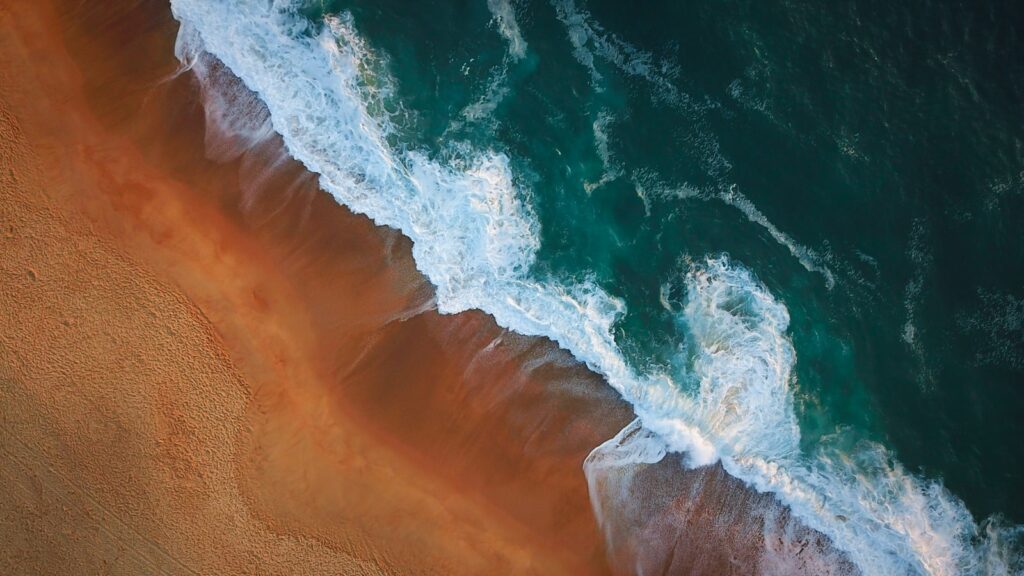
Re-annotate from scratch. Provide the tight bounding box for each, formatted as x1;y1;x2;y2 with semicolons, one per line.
327;0;1024;521
171;0;1024;572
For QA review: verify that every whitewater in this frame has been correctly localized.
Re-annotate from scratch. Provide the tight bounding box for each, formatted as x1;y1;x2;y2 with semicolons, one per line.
169;1;1022;574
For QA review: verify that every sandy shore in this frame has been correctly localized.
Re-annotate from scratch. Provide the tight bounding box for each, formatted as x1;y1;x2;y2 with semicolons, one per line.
0;1;853;574
0;1;636;573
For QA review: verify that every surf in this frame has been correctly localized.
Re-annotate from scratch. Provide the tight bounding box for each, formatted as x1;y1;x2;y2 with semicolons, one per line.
169;1;1022;573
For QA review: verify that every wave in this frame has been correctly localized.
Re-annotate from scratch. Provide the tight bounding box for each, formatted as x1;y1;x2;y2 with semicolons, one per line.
551;1;837;277
584;419;857;575
169;2;1021;574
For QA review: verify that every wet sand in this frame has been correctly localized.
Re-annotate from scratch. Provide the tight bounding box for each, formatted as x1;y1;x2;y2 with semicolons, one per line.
0;1;852;574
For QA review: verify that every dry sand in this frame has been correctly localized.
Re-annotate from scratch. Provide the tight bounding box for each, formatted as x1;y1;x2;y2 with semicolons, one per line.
0;1;853;575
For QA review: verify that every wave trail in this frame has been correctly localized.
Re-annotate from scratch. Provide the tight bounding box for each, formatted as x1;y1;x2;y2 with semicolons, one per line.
585;420;856;575
551;0;688;107
719;184;836;289
486;0;528;60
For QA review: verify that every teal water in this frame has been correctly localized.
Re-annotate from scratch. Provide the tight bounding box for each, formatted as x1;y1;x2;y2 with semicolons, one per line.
171;0;1024;572
323;0;1024;522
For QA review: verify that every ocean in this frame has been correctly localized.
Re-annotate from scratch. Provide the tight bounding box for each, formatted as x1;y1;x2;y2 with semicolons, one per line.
168;0;1024;573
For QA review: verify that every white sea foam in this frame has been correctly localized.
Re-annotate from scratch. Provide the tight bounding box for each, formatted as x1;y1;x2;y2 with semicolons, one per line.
901;218;937;390
170;2;1020;574
592;112;618;177
584;111;625;195
552;0;687;107
459;65;510;125
720;184;837;289
631;168;702;203
486;0;527;61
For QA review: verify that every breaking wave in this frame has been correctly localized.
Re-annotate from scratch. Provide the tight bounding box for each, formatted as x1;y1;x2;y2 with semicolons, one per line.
169;2;1022;573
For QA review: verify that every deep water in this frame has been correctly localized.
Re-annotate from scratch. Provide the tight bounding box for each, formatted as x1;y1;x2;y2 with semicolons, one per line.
172;0;1024;572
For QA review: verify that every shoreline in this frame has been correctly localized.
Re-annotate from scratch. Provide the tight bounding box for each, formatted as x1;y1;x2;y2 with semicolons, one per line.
0;1;852;574
0;1;626;573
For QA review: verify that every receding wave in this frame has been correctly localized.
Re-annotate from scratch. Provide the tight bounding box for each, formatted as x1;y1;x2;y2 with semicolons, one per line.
169;1;1022;573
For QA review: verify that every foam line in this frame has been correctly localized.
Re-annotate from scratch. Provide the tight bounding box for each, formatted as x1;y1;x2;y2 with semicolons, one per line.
487;0;528;60
720;185;836;289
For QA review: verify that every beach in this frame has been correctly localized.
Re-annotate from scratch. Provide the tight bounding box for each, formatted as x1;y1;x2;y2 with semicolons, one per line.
0;1;630;573
0;1;853;574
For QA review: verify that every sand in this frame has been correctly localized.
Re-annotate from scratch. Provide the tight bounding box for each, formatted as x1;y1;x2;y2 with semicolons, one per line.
0;1;854;575
0;0;634;573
